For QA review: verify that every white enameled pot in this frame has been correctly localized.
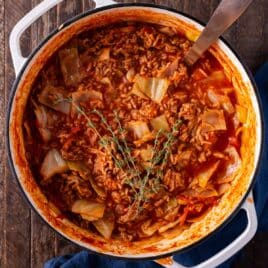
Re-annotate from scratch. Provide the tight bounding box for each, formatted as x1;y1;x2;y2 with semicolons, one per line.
7;1;263;267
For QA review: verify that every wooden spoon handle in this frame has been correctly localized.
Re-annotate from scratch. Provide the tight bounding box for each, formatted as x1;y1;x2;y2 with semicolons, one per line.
184;0;254;65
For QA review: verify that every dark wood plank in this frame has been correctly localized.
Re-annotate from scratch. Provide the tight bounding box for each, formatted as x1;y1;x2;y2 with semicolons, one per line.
30;214;56;268
4;1;32;267
57;0;83;25
0;0;5;267
156;0;183;10
235;0;268;72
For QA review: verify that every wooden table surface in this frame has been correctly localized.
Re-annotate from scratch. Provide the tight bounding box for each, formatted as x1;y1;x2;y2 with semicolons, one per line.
0;0;267;267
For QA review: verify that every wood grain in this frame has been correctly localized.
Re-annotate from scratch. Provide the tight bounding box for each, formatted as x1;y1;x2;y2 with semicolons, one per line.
4;1;32;268
0;1;5;268
1;0;267;267
235;0;268;71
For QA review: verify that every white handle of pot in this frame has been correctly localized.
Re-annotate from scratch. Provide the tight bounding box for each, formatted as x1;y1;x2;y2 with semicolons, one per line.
159;191;257;268
9;0;116;76
95;0;117;7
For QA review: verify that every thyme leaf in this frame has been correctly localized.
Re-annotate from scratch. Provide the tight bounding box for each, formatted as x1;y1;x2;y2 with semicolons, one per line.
55;97;182;218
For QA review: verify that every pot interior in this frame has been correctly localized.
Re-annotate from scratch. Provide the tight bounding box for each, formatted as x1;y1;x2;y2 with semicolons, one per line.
8;4;262;258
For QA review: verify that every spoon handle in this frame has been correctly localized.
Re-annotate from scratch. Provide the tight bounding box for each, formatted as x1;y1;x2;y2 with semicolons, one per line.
184;0;253;66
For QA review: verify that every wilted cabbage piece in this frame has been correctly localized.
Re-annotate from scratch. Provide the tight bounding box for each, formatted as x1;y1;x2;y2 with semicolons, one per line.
150;114;170;132
100;77;112;87
67;160;88;174
40;149;68;180
218;183;231;195
140;147;154;162
71;90;103;114
34;104;47;129
128;121;150;139
72;90;103;102
225;146;241;177
98;48;110;61
166;197;178;212
139;147;154;168
158;218;180;233
133;75;170;103
140;220;162;236
38;128;52;143
130;83;148;99
128;121;155;146
58;40;82;87
38;85;71;114
196;161;220;188
71;199;105;221
163;198;179;221
92;212;115;239
221;96;235;114
126;68;136;82
182;187;218;198
23;121;32;140
67;161;106;198
33;103;52;142
80;214;99;222
207;89;235;114
201;109;226;132
158;26;176;36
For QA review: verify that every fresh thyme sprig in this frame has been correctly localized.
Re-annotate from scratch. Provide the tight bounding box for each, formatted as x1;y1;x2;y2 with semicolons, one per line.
55;96;183;218
113;111;142;179
93;109;144;197
160;119;182;169
92;109;133;171
135;120;182;207
55;97;122;167
133;129;163;213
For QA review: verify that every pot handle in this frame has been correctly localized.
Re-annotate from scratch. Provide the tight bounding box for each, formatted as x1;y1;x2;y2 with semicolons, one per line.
94;0;117;7
9;0;116;76
157;191;257;268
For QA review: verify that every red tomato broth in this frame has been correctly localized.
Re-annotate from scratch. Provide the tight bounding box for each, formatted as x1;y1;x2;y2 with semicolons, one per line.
23;22;243;242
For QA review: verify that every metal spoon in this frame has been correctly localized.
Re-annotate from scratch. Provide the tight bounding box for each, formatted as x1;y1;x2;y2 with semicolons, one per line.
184;0;253;66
